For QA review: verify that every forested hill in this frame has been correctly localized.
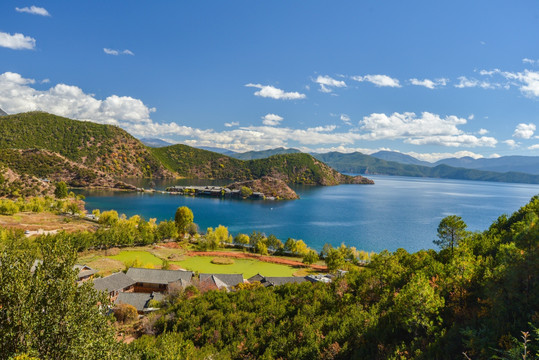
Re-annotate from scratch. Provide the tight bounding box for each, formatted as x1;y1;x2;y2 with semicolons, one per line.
0;112;169;178
314;151;539;184
151;144;373;185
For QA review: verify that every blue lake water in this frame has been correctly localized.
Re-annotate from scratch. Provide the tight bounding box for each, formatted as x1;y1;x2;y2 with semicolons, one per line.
75;176;539;253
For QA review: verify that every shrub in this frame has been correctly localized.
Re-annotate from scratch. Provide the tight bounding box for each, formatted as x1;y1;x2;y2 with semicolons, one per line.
114;303;138;323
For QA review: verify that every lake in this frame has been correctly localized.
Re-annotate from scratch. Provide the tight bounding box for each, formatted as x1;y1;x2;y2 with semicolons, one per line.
75;176;539;253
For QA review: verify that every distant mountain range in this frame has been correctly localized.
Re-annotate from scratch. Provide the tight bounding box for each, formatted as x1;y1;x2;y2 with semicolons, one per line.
370;150;539;175
227;147;539;184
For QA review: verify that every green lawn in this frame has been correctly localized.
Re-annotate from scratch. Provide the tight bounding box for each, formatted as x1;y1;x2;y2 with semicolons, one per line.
172;256;298;278
108;250;164;267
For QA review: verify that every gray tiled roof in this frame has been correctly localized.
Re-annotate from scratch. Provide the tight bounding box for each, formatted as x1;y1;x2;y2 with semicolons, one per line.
115;292;164;312
93;272;135;294
115;292;152;312
262;277;308;286
126;268;193;285
199;273;244;287
73;264;98;279
247;273;265;283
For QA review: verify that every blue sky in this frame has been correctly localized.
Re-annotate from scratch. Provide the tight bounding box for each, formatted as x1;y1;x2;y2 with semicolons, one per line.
2;1;539;161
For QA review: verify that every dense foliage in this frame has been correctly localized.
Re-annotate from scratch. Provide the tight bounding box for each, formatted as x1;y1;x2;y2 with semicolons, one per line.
0;233;120;359
125;195;539;359
314;151;539;184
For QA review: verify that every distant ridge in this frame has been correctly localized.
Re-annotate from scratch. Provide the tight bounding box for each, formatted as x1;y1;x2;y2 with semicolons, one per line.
232;147;301;160
196;146;237;156
370;150;431;166
140;137;173;148
0;108;7;116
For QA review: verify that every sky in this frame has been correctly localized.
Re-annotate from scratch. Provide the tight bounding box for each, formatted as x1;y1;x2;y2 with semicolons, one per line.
2;1;539;161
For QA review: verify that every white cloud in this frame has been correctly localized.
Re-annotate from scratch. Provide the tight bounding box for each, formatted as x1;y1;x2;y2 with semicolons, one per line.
352;74;401;88
245;83;306;100
501;70;539;98
359;112;497;147
478;128;489;135
523;58;537;65
0;72;155;126
528;144;539;150
409;78;447;89
404;150;485;162
340;114;351;124
262;113;283;126
468;114;475;120
0;72;505;153
41;78;50;84
513;123;536;139
503;139;519;149
0;31;36;50
15;6;50;16
104;48;134;56
314;75;346;93
224;121;239;127
454;76;501;89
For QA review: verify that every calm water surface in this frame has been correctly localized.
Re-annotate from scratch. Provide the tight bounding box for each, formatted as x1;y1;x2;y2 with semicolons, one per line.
75;176;539;252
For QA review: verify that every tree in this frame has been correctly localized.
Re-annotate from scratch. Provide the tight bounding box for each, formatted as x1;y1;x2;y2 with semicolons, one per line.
325;248;345;272
240;186;253;198
54;181;68;199
157;220;178;240
175;206;194;235
434;215;467;255
234;233;250;246
0;234;119;359
303;250;319;265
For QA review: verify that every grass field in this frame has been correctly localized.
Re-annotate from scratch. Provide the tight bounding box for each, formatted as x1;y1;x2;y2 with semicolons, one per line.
108;250;164;267
171;256;297;278
78;246;309;278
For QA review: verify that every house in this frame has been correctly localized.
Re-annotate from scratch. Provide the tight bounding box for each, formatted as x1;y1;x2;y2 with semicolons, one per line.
115;291;165;314
248;274;309;287
73;264;98;282
198;273;244;292
126;268;194;293
93;272;136;301
305;274;333;283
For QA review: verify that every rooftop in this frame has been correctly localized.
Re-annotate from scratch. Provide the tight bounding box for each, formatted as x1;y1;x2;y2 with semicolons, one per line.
93;272;135;294
126;267;194;285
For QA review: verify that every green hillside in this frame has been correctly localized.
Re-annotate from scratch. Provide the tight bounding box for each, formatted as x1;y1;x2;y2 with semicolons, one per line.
152;145;373;185
0;112;168;178
314;151;539;184
231;147;301;160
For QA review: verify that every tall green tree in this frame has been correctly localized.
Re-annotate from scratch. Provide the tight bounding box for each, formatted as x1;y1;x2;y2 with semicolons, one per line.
174;206;194;235
0;234;119;359
54;181;68;199
434;215;467;255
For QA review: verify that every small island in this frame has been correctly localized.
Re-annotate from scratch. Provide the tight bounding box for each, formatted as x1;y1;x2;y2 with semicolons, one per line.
165;176;300;200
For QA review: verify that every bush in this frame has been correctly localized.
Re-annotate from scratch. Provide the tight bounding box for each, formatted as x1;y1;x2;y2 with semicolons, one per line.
114;303;138;323
210;257;234;265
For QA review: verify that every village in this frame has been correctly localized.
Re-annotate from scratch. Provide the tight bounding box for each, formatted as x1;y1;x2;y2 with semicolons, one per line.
90;266;335;314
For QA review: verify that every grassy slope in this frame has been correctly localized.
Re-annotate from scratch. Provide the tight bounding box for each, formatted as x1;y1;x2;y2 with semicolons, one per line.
314;151;539;184
0;112;168;178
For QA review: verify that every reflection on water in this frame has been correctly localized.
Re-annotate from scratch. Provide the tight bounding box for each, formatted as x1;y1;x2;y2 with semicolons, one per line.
76;175;539;253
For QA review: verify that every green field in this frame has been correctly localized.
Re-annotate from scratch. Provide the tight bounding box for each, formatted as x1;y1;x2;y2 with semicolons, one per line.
108;250;164;267
172;256;298;278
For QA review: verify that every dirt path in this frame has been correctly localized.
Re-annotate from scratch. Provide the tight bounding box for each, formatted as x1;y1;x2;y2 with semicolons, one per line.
186;251;327;271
